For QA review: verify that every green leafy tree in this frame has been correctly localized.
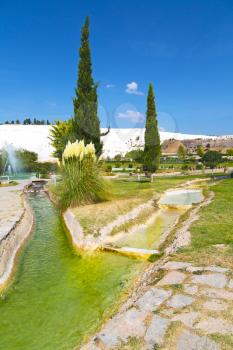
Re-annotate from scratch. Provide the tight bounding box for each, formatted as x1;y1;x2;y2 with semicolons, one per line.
177;144;187;159
49;120;73;160
16;149;38;172
73;16;102;157
0;151;6;174
125;149;144;163
202;150;222;169
196;144;204;157
143;83;161;173
23;118;32;125
226;149;233;156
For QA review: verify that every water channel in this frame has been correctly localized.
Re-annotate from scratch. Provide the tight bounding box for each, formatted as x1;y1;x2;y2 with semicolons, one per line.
0;188;203;349
0;192;141;350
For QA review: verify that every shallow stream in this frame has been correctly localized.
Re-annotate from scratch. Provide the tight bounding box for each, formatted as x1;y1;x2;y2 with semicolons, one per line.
0;188;204;349
0;193;141;350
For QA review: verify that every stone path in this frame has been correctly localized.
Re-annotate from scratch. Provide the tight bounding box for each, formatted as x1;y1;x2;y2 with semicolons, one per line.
81;261;233;350
0;181;29;241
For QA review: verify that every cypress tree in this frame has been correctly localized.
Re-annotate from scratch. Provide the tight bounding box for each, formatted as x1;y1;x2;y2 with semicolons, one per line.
143;83;161;173
73;16;102;157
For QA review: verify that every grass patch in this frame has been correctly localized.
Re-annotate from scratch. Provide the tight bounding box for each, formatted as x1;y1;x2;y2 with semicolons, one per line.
173;179;233;268
71;197;146;236
109;206;156;236
211;334;233;350
71;175;207;236
148;252;163;262
0;181;18;187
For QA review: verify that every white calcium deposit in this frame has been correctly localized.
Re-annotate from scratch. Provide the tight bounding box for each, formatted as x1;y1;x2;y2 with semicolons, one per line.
0;124;231;161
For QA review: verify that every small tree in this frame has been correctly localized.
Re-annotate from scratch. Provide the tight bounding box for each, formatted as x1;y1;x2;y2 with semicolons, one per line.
196;144;204;157
0;151;5;174
23;118;32;125
226;149;233;156
202;151;222;169
49;120;73;160
143;83;160;174
177;144;187;160
125;149;144;163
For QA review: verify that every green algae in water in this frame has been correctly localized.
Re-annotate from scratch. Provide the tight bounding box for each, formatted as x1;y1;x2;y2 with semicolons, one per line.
0;193;142;350
115;209;181;250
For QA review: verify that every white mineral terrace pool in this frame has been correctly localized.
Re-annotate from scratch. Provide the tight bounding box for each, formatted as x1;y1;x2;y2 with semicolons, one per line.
159;189;204;206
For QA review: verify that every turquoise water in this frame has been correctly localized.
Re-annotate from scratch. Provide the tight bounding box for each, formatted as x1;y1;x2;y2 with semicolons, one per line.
9;172;37;180
0;193;141;350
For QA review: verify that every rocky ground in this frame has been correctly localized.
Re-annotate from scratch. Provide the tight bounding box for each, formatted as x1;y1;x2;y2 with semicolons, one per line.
81;260;233;350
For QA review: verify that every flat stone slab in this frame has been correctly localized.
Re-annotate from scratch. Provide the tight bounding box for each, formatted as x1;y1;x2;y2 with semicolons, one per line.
203;299;228;311
144;315;170;349
191;273;227;289
136;287;172;312
161;261;192;270
98;307;147;348
200;288;233;300
166;294;195;308
186;265;228;274
172;311;200;327
177;330;219;350
205;266;229;273
184;284;198;295
195;317;233;335
157;271;186;286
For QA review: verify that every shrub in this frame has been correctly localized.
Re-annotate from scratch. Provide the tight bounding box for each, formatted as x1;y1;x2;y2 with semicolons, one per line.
202;151;222;169
105;165;112;173
57;140;109;209
196;163;204;170
181;164;188;170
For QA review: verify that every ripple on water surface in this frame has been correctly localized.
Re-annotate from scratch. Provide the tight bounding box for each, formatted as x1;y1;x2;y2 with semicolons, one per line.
0;193;142;350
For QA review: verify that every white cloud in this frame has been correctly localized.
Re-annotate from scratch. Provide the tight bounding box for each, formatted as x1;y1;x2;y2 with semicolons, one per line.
106;84;115;88
126;81;144;95
117;109;144;123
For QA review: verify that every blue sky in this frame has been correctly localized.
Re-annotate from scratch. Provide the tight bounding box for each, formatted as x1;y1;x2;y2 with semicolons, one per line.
0;0;233;135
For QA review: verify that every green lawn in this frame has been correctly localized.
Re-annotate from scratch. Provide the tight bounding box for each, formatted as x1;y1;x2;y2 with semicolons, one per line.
175;178;233;267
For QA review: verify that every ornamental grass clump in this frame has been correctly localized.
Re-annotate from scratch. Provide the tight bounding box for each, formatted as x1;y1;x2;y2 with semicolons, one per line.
58;140;109;209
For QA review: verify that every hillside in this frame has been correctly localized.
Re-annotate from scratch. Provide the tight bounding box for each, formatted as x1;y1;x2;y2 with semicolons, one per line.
0;125;232;161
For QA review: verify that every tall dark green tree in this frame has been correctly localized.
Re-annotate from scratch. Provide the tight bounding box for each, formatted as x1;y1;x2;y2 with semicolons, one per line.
73;16;102;157
143;83;161;173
